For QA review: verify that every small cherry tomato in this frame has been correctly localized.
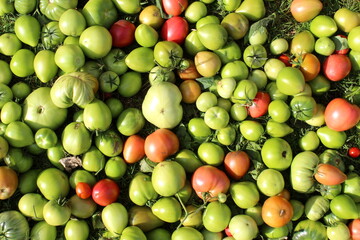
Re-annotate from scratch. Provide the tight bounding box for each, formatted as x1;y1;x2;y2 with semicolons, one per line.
76;182;92;199
348;147;360;158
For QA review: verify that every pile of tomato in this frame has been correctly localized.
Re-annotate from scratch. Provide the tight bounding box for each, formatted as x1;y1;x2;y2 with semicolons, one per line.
0;0;360;239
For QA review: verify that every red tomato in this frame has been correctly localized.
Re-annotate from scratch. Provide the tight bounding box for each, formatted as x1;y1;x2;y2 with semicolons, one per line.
247;91;271;118
76;182;92;199
278;54;292;66
223;150;251;180
162;0;188;16
348;147;360;158
224;226;232;237
92;179;120;206
161;16;189;45
109;20;136;48
122;135;145;164
144;128;180;163
349;219;360;240
314;163;347;185
322;54;352;81
324;98;360;131
262;196;293;228
191;165;230;201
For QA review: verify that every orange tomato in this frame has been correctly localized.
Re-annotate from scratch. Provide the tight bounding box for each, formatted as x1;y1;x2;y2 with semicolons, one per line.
179;79;202;104
123;135;146;164
262;196;293;228
293;53;320;81
314;163;347;185
177;59;201;80
223;150;251;180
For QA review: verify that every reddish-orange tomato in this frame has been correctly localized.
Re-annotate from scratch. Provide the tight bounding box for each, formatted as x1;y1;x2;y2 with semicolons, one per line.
262;196;293;228
223;150;251;180
191;165;230;201
92;179;120;206
349;219;360;240
293;53;320;81
144;128;180;163
324;98;360;132
162;0;188;16
314;163;347;185
0;166;18;200
123;135;146;164
247;91;271;118
179;79;202;104
76;182;92;199
290;0;323;22
322;54;352;81
177;59;202;80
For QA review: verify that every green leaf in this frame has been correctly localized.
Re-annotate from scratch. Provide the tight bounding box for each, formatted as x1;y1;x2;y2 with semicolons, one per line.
245;13;276;43
195;76;220;90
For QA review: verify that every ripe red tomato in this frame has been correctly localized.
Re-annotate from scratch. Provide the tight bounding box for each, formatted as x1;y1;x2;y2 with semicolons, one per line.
324;98;360;131
224;226;232;237
348;147;360;158
161;16;189;45
122;135;145;164
247;91;271;118
262;196;293;228
192;165;230;201
92;179;120;206
144;128;180;163
76;182;92;199
314;163;347;186
162;0;188;16
349;219;360;240
109;20;136;48
223;150;251;180
322;54;352;81
278;54;292;66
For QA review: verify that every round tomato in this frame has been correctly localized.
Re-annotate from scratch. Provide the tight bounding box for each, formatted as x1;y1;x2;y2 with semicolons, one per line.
128;206;164;232
204;106;229;130
79;26;112;59
135;23;159;47
257;169;285;197
348;26;360;52
129;172;158;206
239;120;264;142
10;48;35;77
76;182;92;199
262;196;293;228
334;8;360;33
151;197;182;223
330;194;358;220
322;54;352;81
92;179;120;206
59;9;86;37
144;128;179;163
293;53;320;81
276;67;305;96
324;98;360;131
98;71;120;93
64;219;89;240
315;36;336;56
179;79;202;104
230;181;260;209
248;91;271;118
54;44;85;73
203;201;231;232
138;5;164;29
0;33;22;56
161;16;189;45
310;15;338;37
162;0;188;16
34;128;58;149
228;214;259;240
0;166;18;200
197;142;225;166
290;30;315;55
0;60;12;85
290;95;317;120
221;12;249;40
349;219;360;240
184;1;207;23
348;147;360;158
192;165;230;201
94;129;123;157
18;193;47;221
154;41;183;69
197;23;228;50
110;19;136;48
116;107;145;136
68;194;97;219
43;200;71;226
243;44;267;69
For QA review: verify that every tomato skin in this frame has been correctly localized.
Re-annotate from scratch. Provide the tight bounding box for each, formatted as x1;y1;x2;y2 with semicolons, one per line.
223;150;250;180
348;147;360;158
294;53;320;81
314;164;347;186
76;182;92;199
322;54;352;81
162;0;188;16
123;135;145;164
324;98;360;131
191;165;230;201
278;54;291;66
349;219;360;240
179;79;202;104
110;20;136;48
161;16;189;45
262;196;293;228
92;179;120;206
248;91;271;118
144;128;180;163
290;0;323;22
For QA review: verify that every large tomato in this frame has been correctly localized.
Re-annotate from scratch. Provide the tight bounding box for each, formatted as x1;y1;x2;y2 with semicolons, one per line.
191;165;230;201
0;166;18;200
82;0;118;28
324;98;360;131
291;151;319;193
290;0;323;22
79;26;112;59
61;122;92;156
202;201;231;232
322;54;352;81
248;91;271;118
0;211;29;240
162;0;188;16
110;19;136;48
262;196;293;228
39;0;78;21
37;168;70;200
161;16;189;45
122;135;145;164
223;150;250;180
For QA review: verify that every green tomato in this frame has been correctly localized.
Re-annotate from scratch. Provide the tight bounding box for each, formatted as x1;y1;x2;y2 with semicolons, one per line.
174;149;203;173
37;168;70;200
243;44;267;69
239;120;264;142
315;37;336;56
113;0;141;14
103;48;128;75
99;71;120;93
105;98;124;119
129;172;158;206
203;201;231;232
221;12;249;40
46;142;65;170
171;227;203;240
330;194;359;220
0;101;21;124
184;30;207;56
264;58;286;81
196;91;218;112
118;71;142;97
304;195;330;221
316;126;347;149
69;169;96;189
230;181;260;209
204;106;229;130
83;99;112;132
327;222;351;240
146;228;171;240
214;41;242;65
290;199;305;221
187;117;212;141
0;33;21;57
120;226;146;240
154;41;183;69
34;50;58;83
308;75;331;95
228;214;259;240
34;128;58;149
18;193;47;221
4;121;34;148
41;21;66;49
10;49;35;77
291;151;319;193
128;205;164;232
197;142;225;166
64;219;89;240
94;129;123;157
299;130;320;151
0;60;12;84
185;2;208;23
61;122;92;156
269;38;289;55
266;82;288;101
14;14;40;47
310;15;338;38
151;197;182;223
55;44;85;73
348;26;360;52
320;184;342;200
290;30;315;55
249;27;268;45
68;194;97;219
104;156;127;180
79;61;103;78
268;100;291;123
116;107;145;136
257;169;284;196
216;125;236;146
43;200;71;226
102;202;128;236
290;95;317;120
230;103;248;121
125;47;155;72
220;60;249;81
151;160;186;197
293;219;327;240
0;83;13;108
18;169;41;194
197;23;228;50
261;137;293;171
276;67;305;96
261;222;292;239
11;81;30;100
79;26;112;59
82;146;106;173
59;9;86;37
135;23;159;47
30;221;57;240
231;79;258;105
82;0;118;28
